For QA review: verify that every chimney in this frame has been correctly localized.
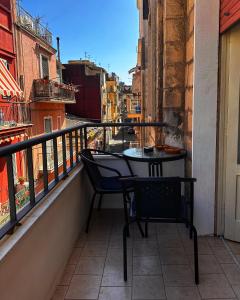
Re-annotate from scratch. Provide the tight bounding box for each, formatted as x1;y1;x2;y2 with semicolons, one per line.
56;37;61;62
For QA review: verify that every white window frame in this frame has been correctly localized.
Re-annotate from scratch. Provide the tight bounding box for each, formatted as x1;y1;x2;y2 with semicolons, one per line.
40;54;50;79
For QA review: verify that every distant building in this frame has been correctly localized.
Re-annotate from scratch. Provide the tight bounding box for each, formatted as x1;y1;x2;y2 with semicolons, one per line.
63;60;107;122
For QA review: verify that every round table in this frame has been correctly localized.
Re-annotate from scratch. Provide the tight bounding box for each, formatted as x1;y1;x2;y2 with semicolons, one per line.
122;147;187;176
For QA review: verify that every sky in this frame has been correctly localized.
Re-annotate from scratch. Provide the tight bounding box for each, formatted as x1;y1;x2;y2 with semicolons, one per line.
20;0;139;84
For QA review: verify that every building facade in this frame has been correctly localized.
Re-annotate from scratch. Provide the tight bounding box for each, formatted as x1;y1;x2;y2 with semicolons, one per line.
135;0;240;240
63;60;107;122
0;0;31;211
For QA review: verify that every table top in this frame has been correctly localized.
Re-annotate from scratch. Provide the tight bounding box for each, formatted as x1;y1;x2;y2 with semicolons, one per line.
122;147;187;163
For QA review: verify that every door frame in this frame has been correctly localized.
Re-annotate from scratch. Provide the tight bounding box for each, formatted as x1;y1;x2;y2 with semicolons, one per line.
216;24;240;238
216;33;229;236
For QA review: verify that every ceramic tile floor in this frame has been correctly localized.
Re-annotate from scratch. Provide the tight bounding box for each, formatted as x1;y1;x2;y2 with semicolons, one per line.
52;209;240;300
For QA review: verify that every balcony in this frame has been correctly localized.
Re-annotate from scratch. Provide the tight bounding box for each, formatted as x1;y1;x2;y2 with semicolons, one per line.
17;6;53;46
33;79;76;104
0;102;31;133
0;123;239;299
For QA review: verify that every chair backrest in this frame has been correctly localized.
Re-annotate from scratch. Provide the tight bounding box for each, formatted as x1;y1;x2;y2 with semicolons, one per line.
80;149;102;188
132;177;183;221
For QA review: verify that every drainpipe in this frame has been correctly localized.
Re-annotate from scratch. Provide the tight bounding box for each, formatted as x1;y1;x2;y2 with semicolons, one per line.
56;37;62;83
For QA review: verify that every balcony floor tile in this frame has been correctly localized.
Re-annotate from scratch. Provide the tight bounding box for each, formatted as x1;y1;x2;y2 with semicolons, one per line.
51;209;240;300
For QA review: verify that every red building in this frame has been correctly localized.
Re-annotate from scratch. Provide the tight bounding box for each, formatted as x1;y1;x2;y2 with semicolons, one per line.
0;0;30;210
63;60;106;122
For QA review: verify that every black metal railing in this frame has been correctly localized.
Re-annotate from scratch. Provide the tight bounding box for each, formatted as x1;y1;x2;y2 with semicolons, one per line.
17;6;53;45
0;122;167;239
33;80;76;103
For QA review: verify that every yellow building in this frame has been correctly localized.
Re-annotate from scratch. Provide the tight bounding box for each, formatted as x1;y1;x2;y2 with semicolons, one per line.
106;73;120;135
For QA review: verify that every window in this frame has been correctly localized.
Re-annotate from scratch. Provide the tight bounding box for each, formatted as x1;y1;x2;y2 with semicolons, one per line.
40;55;49;79
0;58;9;70
57;116;61;130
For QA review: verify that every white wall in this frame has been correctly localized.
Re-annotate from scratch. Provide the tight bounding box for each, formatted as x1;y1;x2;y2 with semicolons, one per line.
192;0;219;235
0;166;91;300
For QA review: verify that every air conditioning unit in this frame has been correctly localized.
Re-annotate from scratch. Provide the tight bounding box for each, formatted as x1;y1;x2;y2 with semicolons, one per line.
20;15;34;31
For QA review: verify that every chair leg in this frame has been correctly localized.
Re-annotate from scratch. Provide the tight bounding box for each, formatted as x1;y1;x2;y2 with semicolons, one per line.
97;194;103;211
137;221;145;238
85;192;97;233
123;223;128;281
145;222;148;238
191;225;199;284
123;193;130;237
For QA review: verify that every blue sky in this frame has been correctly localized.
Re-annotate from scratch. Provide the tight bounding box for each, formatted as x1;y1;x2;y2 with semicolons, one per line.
20;0;139;84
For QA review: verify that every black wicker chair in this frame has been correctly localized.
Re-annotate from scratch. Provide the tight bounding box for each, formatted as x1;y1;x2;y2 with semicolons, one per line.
122;177;199;284
80;149;143;235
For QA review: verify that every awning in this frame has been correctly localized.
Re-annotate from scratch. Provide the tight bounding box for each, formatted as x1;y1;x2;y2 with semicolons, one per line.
0;59;22;98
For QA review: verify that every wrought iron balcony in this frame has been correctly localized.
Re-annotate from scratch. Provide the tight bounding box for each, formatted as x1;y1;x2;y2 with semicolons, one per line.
17;6;53;46
0;103;30;131
33;79;76;103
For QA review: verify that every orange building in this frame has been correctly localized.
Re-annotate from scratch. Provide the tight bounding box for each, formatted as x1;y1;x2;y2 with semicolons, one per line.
0;0;31;210
13;3;75;182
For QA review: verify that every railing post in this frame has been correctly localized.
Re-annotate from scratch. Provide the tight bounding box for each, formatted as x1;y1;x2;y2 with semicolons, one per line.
75;130;79;163
26;147;35;206
80;128;83;151
53;138;59;182
42;142;48;192
6;155;17;224
84;127;87;149
62;134;67;177
103;127;106;151
69;132;73;168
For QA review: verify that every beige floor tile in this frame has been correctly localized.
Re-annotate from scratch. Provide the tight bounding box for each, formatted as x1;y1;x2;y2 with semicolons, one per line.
59;264;76;285
159;247;188;265
221;264;240;285
65;275;101;299
75;256;105;275
132;275;166;299
190;254;222;274
207;237;225;248
99;286;131;300
81;241;108;257
198;273;235;299
165;286;201;300
68;248;82;265
133;256;162;275
183;238;213;255
133;240;158;256
212;247;235;264
162;265;195;286
157;223;178;235
104;255;132;275
232;285;240;299
109;236;133;248
101;273;132;287
157;234;183;249
227;241;240;255
51;286;68;300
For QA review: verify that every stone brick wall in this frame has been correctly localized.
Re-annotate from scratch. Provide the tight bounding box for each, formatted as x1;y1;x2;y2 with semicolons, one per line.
184;0;194;175
162;0;186;148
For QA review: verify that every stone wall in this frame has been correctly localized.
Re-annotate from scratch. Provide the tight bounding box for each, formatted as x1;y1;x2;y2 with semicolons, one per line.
184;0;194;175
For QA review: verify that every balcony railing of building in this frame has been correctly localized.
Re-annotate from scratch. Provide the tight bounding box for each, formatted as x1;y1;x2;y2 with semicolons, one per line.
0;103;30;130
0;122;168;240
17;6;53;46
33;79;76;103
